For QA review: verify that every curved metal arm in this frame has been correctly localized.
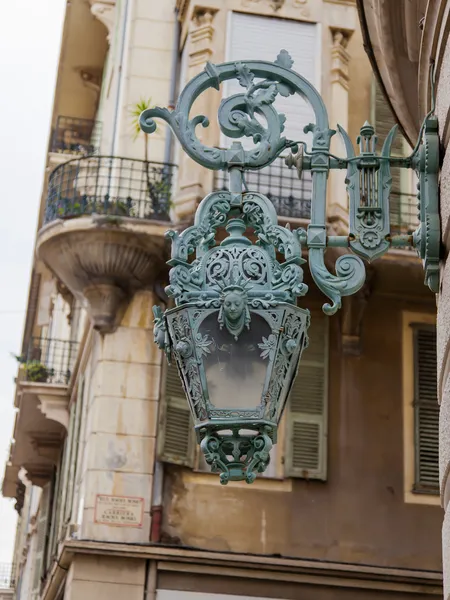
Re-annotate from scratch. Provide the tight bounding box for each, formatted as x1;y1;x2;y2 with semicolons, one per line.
141;49;441;316
140;51;329;171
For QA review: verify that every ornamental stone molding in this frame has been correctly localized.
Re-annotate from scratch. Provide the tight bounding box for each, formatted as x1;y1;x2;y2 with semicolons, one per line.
74;67;102;103
240;0;309;15
89;0;116;44
241;0;285;10
38;392;70;431
330;29;352;91
190;7;218;69
292;0;310;16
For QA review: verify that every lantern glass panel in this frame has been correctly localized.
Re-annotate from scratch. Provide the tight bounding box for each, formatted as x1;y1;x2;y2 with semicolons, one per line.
199;312;271;410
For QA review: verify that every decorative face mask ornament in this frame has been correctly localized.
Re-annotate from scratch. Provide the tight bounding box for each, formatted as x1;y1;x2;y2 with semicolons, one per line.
218;285;251;340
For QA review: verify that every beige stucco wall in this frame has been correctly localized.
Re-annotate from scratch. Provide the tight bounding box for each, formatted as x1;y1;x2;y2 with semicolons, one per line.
73;291;161;544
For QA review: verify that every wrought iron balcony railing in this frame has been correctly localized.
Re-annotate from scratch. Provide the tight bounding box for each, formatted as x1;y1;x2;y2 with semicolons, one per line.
214;155;312;220
215;158;420;239
50;116;101;156
0;563;15;589
390;191;420;236
20;337;79;385
44;156;176;224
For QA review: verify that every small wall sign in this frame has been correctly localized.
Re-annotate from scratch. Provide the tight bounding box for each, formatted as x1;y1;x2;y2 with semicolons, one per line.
94;494;144;528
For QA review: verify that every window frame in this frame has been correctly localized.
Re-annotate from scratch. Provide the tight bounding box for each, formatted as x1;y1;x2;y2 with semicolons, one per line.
402;311;440;505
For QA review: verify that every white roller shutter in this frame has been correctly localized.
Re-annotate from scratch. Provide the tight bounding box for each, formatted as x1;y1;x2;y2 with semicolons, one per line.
224;12;319;147
221;13;319;213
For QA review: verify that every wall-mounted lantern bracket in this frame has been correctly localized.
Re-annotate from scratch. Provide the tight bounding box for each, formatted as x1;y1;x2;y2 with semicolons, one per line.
140;50;440;484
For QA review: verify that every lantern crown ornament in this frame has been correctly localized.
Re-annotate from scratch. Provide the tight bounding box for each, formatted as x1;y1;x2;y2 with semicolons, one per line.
142;51;440;484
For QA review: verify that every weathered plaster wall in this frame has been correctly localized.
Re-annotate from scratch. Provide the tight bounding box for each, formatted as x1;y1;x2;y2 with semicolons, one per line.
75;291;162;544
162;291;442;570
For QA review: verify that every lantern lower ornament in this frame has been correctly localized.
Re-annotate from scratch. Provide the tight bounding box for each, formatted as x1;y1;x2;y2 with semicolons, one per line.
200;427;273;485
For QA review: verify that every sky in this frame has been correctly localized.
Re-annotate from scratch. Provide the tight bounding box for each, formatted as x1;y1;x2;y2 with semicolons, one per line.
0;0;65;562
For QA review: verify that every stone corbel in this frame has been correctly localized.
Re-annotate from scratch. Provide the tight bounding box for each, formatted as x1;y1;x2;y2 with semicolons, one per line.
341;270;374;356
29;432;64;464
330;29;352;91
189;7;218;69
23;464;55;488
241;0;289;12
75;67;102;103
174;6;219;221
177;0;190;22
89;0;116;44
56;280;75;325
38;392;70;431
327;28;354;231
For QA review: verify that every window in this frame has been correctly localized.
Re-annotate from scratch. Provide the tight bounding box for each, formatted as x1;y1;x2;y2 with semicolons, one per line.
402;312;440;504
157;312;329;482
158;361;195;467
31;484;51;599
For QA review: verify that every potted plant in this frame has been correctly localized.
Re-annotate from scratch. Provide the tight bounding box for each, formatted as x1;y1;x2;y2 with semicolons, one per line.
91;198;131;216
12;353;52;383
24;361;51;383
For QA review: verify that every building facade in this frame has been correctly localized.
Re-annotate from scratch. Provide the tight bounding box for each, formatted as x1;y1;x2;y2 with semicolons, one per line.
1;0;443;599
354;2;450;598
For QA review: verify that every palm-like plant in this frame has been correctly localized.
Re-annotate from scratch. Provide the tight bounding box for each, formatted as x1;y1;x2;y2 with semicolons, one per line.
130;98;153;163
130;98;170;215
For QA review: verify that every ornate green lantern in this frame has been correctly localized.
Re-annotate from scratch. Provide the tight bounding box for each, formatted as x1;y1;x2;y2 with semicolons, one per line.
143;50;440;484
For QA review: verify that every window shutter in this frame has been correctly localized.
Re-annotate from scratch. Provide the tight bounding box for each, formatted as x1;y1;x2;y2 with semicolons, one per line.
31;483;51;599
225;13;317;144
64;378;84;524
286;314;329;480
158;361;195;467
413;325;439;493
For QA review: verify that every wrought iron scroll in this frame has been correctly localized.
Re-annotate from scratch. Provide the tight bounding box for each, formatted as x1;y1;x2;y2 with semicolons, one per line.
141;49;440;311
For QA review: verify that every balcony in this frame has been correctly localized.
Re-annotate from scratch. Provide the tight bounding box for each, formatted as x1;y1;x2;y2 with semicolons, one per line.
0;563;15;594
20;336;78;385
37;156;176;333
390;191;419;237
3;338;78;492
50;116;101;156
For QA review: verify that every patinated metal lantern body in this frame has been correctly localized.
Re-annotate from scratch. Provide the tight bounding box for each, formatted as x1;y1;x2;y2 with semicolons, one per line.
154;191;310;483
143;50;440;484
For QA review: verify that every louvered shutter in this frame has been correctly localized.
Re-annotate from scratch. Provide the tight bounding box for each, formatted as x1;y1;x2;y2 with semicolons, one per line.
158;361;195;467
31;484;51;599
286;314;329;480
226;13;318;143
413;325;439;493
64;379;84;524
